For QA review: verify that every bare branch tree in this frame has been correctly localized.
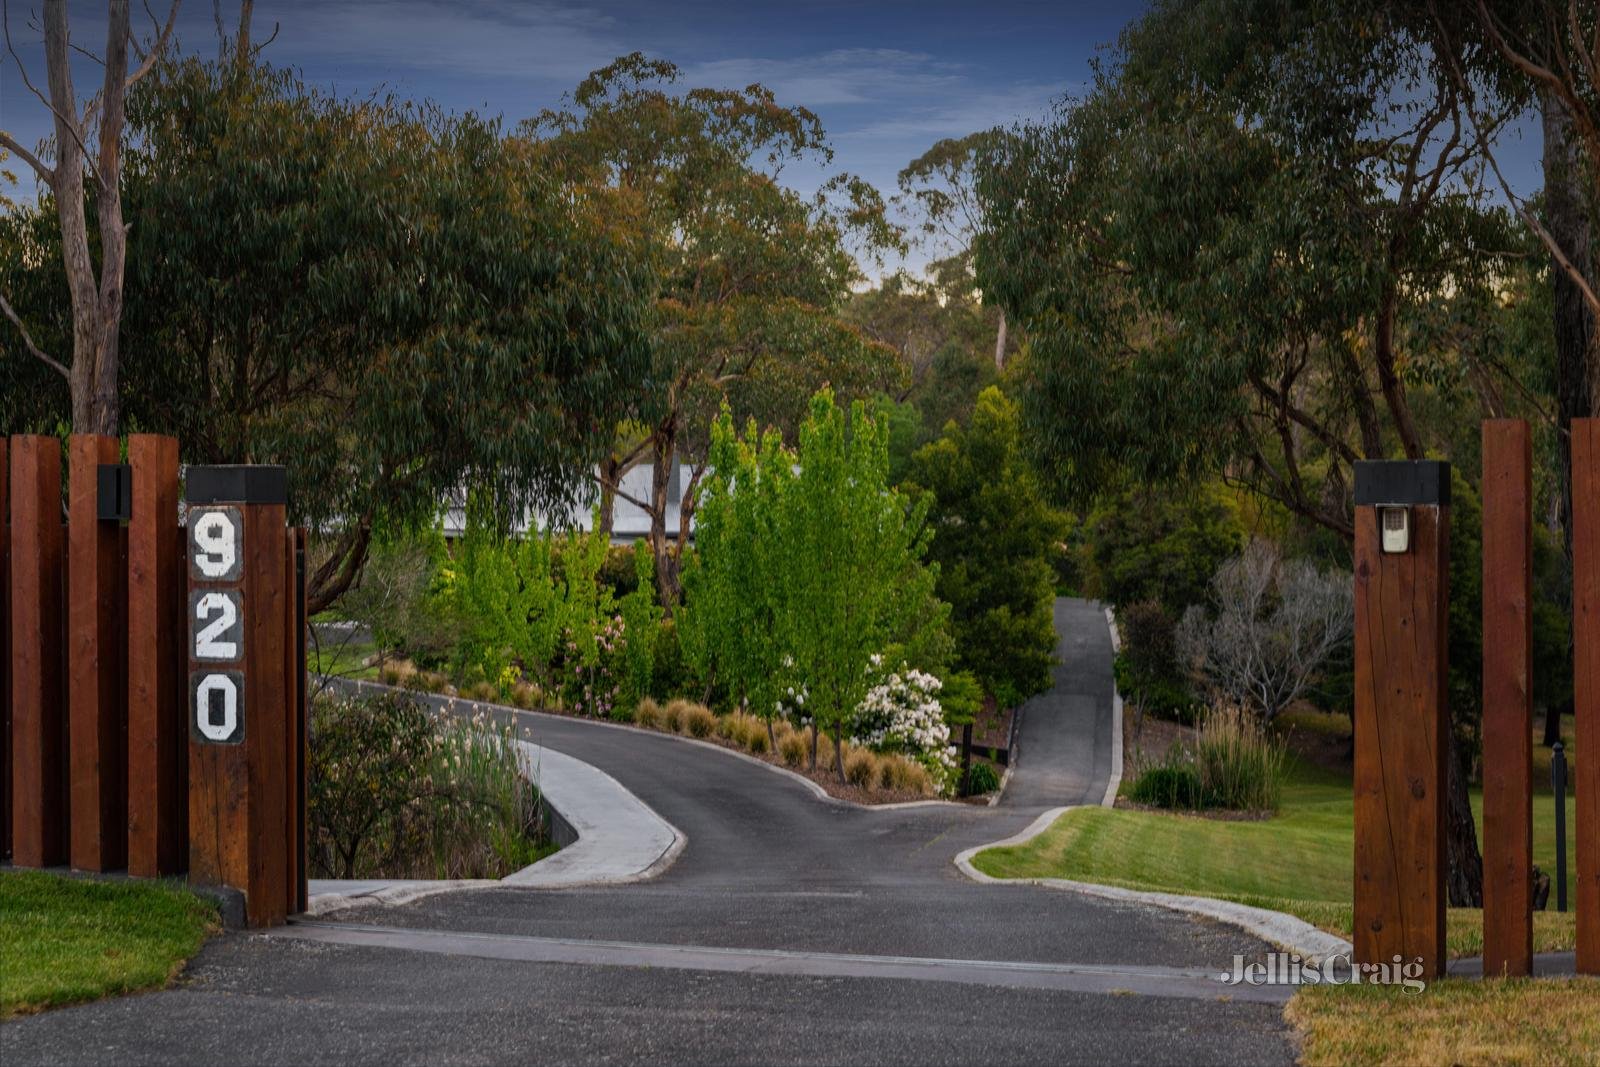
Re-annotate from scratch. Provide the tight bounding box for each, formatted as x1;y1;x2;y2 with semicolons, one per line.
1176;540;1354;722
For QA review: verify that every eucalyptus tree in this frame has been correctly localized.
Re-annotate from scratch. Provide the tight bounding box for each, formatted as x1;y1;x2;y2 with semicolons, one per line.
974;0;1537;904
0;0;180;434
522;54;904;607
2;57;652;611
896;131;1012;369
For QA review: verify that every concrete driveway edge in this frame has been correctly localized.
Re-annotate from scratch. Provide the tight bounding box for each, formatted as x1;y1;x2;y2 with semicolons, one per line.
305;737;686;914
953;806;1354;965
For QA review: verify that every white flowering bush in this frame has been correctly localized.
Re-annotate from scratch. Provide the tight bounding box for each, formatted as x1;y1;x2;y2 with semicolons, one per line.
850;658;958;793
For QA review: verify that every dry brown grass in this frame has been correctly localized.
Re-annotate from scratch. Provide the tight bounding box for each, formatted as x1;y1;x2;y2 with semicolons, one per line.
1288;977;1600;1066
635;697;662;730
843;747;881;789
745;724;771;755
507;681;540;709
464;680;498;702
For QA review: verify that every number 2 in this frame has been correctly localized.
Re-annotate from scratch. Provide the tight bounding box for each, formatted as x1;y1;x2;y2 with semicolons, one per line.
195;592;239;660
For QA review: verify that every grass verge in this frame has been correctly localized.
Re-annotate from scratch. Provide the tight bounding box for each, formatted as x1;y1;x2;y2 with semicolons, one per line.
0;870;218;1017
1287;979;1600;1066
972;735;1593;1065
972;755;1579;957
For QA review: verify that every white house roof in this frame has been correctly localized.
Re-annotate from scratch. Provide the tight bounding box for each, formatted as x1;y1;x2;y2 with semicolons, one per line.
440;461;697;543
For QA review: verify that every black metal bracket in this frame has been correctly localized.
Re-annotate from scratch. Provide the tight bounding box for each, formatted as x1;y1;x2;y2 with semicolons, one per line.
97;463;132;522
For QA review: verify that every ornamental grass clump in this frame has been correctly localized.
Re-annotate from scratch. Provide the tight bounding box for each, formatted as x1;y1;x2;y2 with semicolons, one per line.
1194;704;1286;811
778;730;808;767
662;699;690;733
879;754;931;795
684;704;717;738
635;697;662;729
844;747;881;788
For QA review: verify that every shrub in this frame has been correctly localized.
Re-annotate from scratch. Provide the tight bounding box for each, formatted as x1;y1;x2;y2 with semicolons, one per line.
1116;600;1199;725
684;704;717;738
465;680;498;702
662;698;691;733
778;730;809;767
635;697;662;729
964;761;1001;796
715;713;741;741
609;702;636;724
851;662;957;793
1125;706;1286;811
745;726;770;755
648;619;691;700
1127;760;1203;809
844;747;881;789
814;729;836;770
307;692;546;879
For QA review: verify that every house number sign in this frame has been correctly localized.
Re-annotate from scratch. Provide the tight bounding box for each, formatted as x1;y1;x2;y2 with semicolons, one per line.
189;505;245;744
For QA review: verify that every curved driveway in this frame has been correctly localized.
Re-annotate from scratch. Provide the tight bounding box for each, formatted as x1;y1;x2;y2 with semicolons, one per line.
1;599;1296;1066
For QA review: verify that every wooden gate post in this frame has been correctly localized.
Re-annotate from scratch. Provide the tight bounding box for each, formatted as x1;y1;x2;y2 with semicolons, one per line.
1;437;10;861
9;435;66;868
1353;460;1450;979
1481;420;1533;977
185;467;291;927
68;434;126;871
1574;419;1600;975
127;435;185;876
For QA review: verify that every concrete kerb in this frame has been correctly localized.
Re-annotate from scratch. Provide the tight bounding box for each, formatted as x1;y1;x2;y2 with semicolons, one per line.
316;676;966;814
305;700;687;915
952;806;1354;965
1101;603;1125;808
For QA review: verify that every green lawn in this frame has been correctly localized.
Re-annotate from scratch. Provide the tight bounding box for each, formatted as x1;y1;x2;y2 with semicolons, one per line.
308;636;380;681
972;754;1580;959
0;870;218;1016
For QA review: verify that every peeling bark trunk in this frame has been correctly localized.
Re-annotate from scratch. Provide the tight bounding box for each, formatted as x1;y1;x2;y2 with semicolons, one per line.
993;307;1008;371
649;428;681;612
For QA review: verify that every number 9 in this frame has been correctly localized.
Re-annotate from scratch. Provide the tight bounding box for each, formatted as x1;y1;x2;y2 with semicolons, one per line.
193;510;237;579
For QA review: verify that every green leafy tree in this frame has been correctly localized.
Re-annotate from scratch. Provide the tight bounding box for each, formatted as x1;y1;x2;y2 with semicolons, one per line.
904;387;1062;705
679;412;795;737
775;391;942;779
973;0;1549;905
3;57;651;611
524;54;904;607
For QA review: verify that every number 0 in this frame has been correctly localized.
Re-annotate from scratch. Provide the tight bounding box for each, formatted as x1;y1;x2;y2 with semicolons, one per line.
195;673;238;742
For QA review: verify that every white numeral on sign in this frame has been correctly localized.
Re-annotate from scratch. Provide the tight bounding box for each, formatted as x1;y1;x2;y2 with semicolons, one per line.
192;509;238;578
195;592;240;660
195;673;239;742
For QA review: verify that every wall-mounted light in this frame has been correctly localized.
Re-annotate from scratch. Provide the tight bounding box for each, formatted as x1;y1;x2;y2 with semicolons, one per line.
1379;505;1410;554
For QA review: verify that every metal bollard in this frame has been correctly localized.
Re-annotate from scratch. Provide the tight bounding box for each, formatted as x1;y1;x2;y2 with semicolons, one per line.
1554;741;1568;914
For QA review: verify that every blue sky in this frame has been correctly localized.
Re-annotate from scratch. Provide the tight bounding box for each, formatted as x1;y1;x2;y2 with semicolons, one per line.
2;1;1544;278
